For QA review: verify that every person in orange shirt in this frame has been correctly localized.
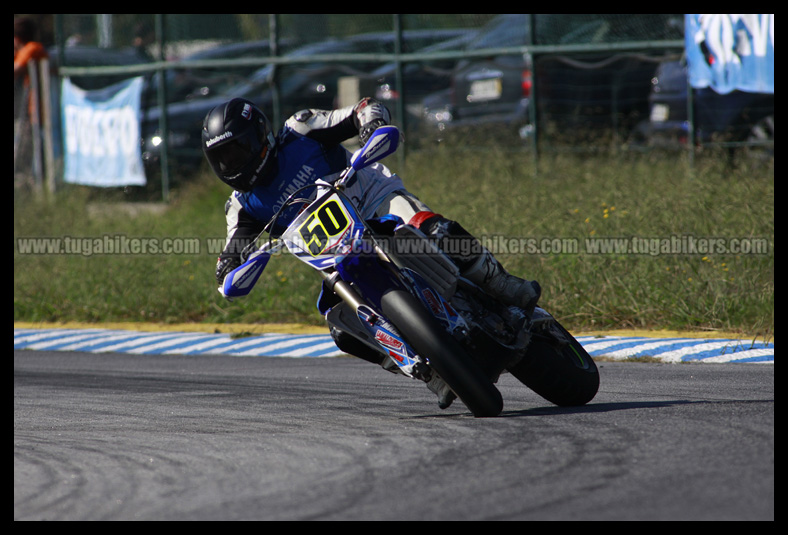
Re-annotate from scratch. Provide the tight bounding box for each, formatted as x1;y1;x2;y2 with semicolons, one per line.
14;17;49;114
14;17;49;185
14;17;48;86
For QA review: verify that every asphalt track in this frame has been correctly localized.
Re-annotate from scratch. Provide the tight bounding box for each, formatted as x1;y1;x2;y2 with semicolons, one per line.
14;323;773;521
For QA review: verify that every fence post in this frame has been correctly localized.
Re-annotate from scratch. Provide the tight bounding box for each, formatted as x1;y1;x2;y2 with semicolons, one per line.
393;14;406;165
155;14;170;202
685;71;695;169
527;14;539;175
27;61;44;192
269;14;282;127
39;58;56;196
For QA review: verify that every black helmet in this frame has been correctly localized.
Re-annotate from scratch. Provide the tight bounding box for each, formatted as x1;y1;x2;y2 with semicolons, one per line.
202;98;277;192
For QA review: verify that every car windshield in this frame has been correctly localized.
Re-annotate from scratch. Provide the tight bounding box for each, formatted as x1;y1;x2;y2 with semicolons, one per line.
468;14;532;49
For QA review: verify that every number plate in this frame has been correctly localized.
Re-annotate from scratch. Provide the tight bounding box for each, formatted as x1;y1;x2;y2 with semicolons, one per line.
650;103;669;122
297;197;351;257
282;191;365;270
468;78;502;102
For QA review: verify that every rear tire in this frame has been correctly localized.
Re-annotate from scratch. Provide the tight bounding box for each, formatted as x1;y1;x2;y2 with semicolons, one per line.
380;288;503;417
508;322;599;407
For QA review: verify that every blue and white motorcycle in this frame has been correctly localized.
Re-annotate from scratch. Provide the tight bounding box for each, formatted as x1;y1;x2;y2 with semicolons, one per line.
221;126;599;417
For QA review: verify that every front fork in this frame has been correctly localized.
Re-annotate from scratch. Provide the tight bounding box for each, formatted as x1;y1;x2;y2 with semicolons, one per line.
321;254;428;380
321;270;366;311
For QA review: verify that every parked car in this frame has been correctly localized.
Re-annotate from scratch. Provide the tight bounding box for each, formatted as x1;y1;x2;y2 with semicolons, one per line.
141;30;473;174
421;14;534;133
360;29;479;126
421;14;682;141
632;59;775;151
160;38;298;103
230;28;476;116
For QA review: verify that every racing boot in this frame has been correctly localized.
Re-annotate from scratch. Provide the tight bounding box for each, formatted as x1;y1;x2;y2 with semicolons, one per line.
462;248;541;315
426;374;456;409
408;212;541;314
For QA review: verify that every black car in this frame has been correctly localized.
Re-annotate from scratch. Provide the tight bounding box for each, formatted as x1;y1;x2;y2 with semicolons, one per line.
155;38;298;104
225;28;476;119
633;59;775;151
421;15;534;134
142;30;473;173
141;38;372;174
421;14;682;141
360;29;479;127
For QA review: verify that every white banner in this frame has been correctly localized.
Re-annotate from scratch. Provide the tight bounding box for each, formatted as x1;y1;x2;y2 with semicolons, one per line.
62;76;146;187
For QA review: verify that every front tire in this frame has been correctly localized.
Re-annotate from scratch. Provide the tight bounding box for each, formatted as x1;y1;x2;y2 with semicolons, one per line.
380;288;503;417
508;322;599;407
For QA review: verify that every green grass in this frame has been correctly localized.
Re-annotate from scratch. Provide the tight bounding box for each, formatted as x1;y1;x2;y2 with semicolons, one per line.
14;146;774;340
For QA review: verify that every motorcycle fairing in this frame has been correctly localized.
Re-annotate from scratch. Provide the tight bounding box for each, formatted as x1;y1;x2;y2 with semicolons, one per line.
281;190;366;271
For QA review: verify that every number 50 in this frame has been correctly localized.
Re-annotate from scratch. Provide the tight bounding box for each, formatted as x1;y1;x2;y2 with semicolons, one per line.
298;199;350;256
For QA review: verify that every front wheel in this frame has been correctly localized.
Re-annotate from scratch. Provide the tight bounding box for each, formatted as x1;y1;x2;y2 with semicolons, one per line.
508;322;599;407
380;288;503;417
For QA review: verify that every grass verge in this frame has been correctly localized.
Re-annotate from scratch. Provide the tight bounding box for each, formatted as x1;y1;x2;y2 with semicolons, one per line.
14;146;773;340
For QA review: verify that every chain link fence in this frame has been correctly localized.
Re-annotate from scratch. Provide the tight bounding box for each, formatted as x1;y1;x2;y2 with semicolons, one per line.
14;14;773;198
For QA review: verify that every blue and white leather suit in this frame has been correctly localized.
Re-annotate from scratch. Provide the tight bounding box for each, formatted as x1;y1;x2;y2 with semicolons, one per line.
217;100;430;277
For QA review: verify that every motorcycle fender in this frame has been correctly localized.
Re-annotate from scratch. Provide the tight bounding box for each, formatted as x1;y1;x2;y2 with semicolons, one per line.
530;306;555;330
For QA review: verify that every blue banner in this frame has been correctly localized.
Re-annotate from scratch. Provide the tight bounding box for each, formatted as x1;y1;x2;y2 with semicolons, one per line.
62;76;146;187
685;14;774;95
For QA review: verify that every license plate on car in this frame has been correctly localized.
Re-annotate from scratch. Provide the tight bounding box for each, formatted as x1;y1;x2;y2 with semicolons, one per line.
468;78;502;102
650;103;669;122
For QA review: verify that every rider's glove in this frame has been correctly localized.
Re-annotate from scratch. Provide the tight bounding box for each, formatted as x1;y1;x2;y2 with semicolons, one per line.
359;118;387;146
215;256;241;286
355;97;391;145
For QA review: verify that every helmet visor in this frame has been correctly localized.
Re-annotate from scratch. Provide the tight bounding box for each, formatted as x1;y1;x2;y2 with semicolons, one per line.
210;130;264;176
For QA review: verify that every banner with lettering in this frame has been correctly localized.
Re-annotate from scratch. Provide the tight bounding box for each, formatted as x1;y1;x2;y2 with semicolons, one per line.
685;14;774;95
61;76;146;186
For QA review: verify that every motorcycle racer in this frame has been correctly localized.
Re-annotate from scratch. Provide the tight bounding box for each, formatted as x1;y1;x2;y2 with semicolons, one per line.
203;97;541;390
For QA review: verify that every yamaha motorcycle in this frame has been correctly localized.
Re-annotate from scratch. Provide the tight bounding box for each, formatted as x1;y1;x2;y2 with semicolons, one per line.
220;126;599;417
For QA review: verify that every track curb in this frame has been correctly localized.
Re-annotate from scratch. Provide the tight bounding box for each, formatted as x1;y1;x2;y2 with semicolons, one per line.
13;321;772;340
14;322;773;363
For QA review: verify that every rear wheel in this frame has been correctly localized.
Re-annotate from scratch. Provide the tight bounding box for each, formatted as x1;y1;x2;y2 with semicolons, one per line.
380;288;503;417
508;322;599;406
